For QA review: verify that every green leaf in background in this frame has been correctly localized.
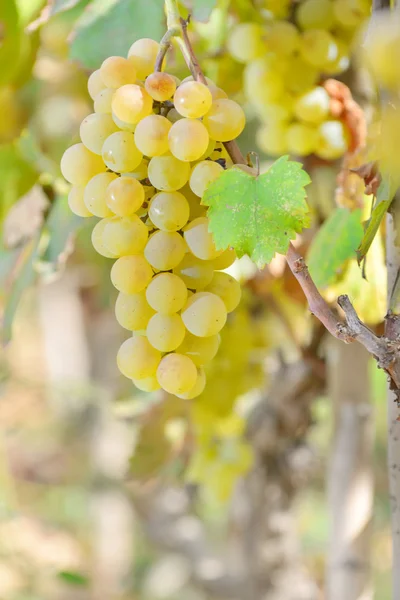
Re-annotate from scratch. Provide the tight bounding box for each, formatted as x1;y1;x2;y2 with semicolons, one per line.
50;0;86;16
70;0;165;69
0;141;38;221
186;0;218;22
307;208;364;289
40;195;83;270
15;0;46;25
357;175;397;264
203;156;310;267
0;0;23;85
57;570;89;586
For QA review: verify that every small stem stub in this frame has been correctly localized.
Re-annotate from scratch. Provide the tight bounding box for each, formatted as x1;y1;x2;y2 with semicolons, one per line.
247;151;260;176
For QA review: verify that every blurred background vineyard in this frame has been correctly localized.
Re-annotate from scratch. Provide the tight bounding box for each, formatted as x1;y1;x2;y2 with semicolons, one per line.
0;0;393;599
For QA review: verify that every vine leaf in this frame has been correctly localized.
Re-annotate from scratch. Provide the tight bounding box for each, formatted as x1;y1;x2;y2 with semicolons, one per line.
182;0;217;21
307;208;364;289
203;156;311;267
357;175;397;264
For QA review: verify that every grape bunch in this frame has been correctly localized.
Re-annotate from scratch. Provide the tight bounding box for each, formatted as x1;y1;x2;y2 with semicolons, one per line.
61;38;244;399
227;0;371;159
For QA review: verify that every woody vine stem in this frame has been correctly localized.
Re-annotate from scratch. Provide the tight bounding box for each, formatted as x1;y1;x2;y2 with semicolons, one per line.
160;0;400;397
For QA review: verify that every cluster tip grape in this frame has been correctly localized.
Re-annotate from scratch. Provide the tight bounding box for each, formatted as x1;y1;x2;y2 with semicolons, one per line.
61;37;244;399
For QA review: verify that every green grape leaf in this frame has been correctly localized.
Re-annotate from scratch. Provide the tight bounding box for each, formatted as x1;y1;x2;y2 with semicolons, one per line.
70;0;165;69
307;208;364;289
57;571;89;586
185;0;218;22
357;175;397;264
0;0;23;85
203;156;311;267
0;141;39;222
40;195;82;271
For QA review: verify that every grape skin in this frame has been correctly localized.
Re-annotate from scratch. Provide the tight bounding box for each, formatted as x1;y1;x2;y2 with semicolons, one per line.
146;313;186;352
91;219;118;259
111;255;153;294
128;38;160;80
203;99;245;142
80;113;118;155
176;332;220;367
184;217;222;261
84;172;117;217
176;367;206;399
144;230;186;271
147;155;190;191
174;81;213;119
168;118;210;162
88;69;106;100
148;191;190;232
100;56;137;88
106;176;145;216
68;186;92;217
205;272;242;313
134;114;171;157
173;253;214;290
103;214;148;256
61;143;105;186
117;336;161;380
115;291;155;331
102;131;143;173
145;72;177;101
94;88;114;114
146;273;188;314
156;353;198;394
112;84;153;125
189;161;224;198
181;292;227;337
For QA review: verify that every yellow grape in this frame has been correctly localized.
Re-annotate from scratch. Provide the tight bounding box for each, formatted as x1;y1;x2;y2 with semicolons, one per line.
286;123;319;156
145;72;177;101
168;118;209;162
156;353;197;394
174;81;213;119
316;120;348;160
181;184;207;220
296;0;335;30
211;248;237;270
264;21;300;56
189;160;224;198
184;217;222;261
146;272;188;314
147;313;186;352
111;255;153;294
256;123;288;156
123;159;149;180
117;336;161;380
115;291;155;331
173;253;214;289
209;86;228;102
94;88;114;114
227;23;265;63
181;292;227;337
68;186;92;217
176;367;206;399
61;143;105;185
84;172;117;217
103;214;148;256
80;113;118;155
88;69;106;100
294;86;331;124
148;191;190;232
285;57;319;94
254;92;294;124
204;272;241;313
244;59;284;104
127;38;160;80
111;112;137;132
132;376;161;392
324;38;350;75
300;30;338;69
134;114;171;157
362;14;400;88
144;230;186;271
203;99;245;142
100;56;137;88
181;75;216;86
112;84;153;125
198;138;216;160
176;332;220;366
147;154;190;191
91;218;118;258
106;176;145;216
333;0;370;29
102;131;143;173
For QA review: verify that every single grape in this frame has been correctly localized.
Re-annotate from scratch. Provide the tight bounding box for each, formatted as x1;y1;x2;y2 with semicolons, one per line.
316;120;348;160
181;184;207;220
184;217;222;261
211;248;237;270
88;69;106;100
84;172;117;217
176;367;206;399
256;123;288;155
111;255;153;294
103;214;148;256
361;14;400;88
80;113;118;155
227;23;265;63
148;191;190;232
115;291;155;330
296;0;335;30
111;112;137;132
176;332;220;366
203;99;245;142
68;186;92;217
209;86;228;101
117;335;161;380
91;218;118;258
132;376;161;392
106;176;144;216
174;81;213;119
100;56;137;88
333;0;370;29
122;159;149;180
134;114;171;157
112;84;153;125
173;253;214;289
189;160;224;198
61;143;105;185
102;131;143;173
127;38;160;80
300;30;338;69
286;123;319;156
181;75;216;86
146;272;188;314
204;272;241;312
181;291;227;337
94;88;115;114
324;38;350;75
264;21;300;55
147;154;190;191
168;118;209;162
294;86;331;124
144;230;186;271
145;72;177;101
156;353;197;394
284;57;319;94
147;313;186;352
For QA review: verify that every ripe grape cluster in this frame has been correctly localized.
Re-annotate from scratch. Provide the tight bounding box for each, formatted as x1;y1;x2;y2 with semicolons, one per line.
228;0;371;159
61;38;244;399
